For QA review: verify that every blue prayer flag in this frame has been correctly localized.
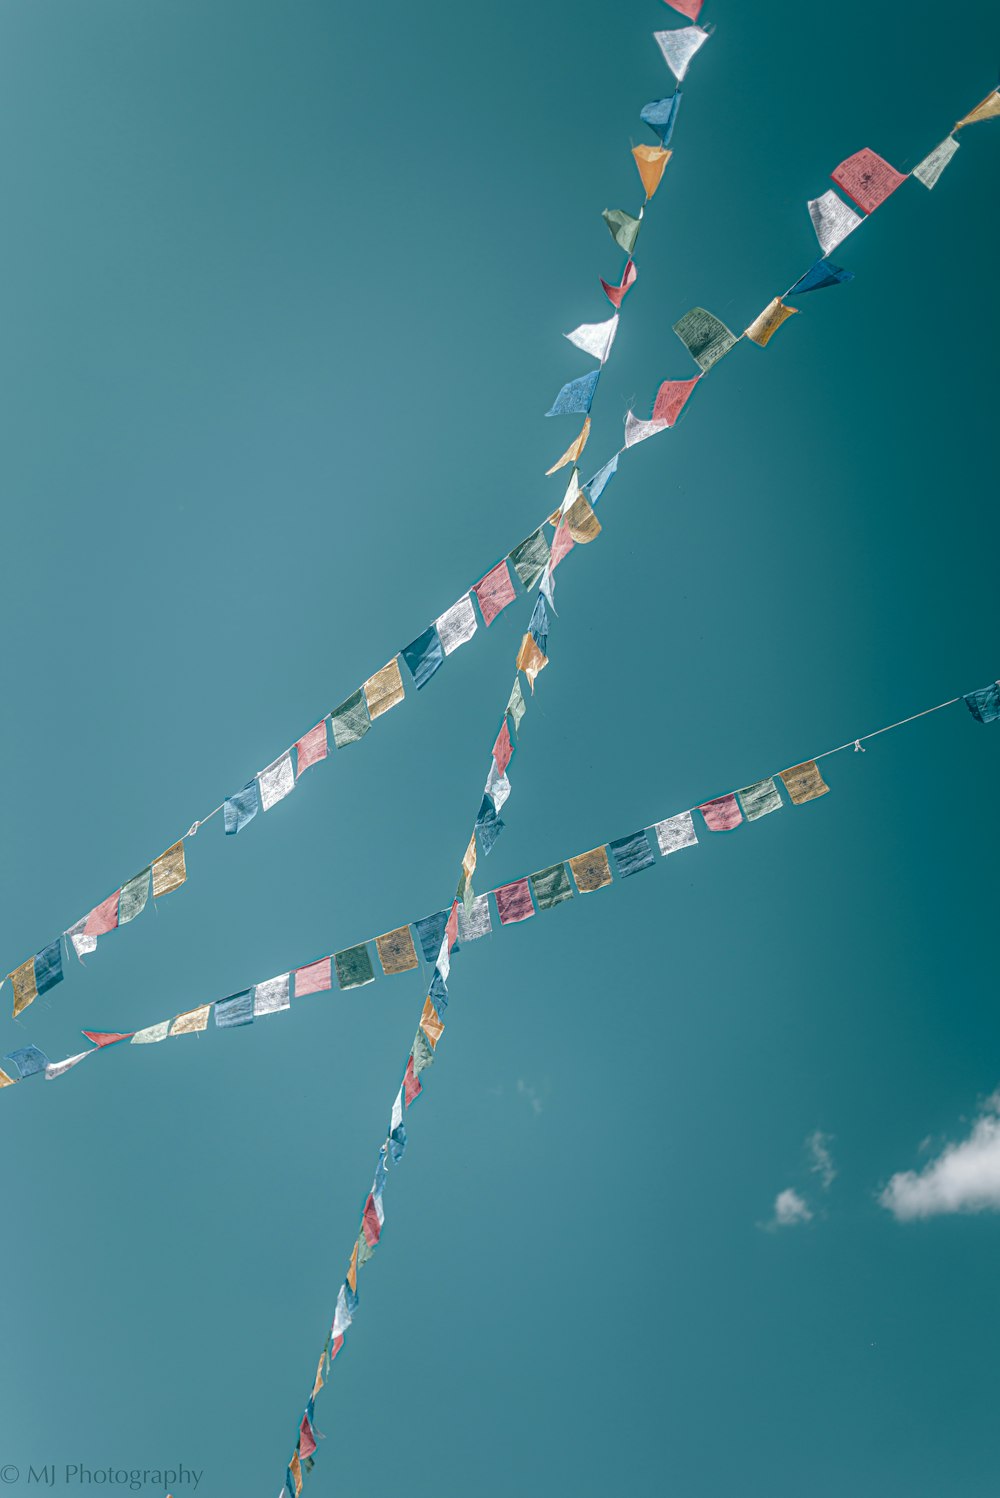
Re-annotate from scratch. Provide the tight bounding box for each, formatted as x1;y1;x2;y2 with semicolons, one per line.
610;831;656;878
529;594;550;655
374;1148;388;1196
964;682;1000;724
429;968;449;1012
585;452;619;505
476;796;504;856
214;989;254;1028
546;370;600;417
34;939;63;996
4;1044;50;1079
224;780;260;836
414;910;449;963
402;625;445;690
389;1123;407;1162
640;90;682;146
787;258;854;296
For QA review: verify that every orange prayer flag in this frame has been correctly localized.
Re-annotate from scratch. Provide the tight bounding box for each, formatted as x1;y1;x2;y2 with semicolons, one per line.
632;144;671;199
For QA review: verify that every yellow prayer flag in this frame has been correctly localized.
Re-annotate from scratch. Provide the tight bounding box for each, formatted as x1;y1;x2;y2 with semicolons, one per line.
516;633;548;693
745;297;799;347
152;840;187;899
632;143;671;198
9;957;37;1018
779;760;830;805
311;1349;325;1400
347;1240;358;1293
290;1453;303;1497
956;90;1000;129
363;658;405;720
0;1066;18;1088
461;832;477;881
420;996;445;1048
565;490;601;544
546;417;591;476
375;925;419;976
569;846;613;893
169;1004;211;1035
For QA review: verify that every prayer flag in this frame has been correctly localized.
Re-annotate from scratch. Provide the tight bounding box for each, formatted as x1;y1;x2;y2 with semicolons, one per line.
81;1030;133;1048
412;1027;435;1075
516;633;548;693
529;594;549;654
224;780;260;835
295;958;332;995
673;307;737;371
476;796;504;855
505;679;526;736
119;868;151;924
131;1021;169;1044
493;718;514;775
295;721;328;774
546;418;591;475
0;1067;16;1088
474;560;517;625
569;845;613;893
435;595;478;655
913;136;959;189
152;841;186;899
404;1053;422;1106
530;862;574;911
67;920;97;960
700;794;742;831
653;25;710;82
169;1005;211;1035
34;939;63;996
420;996;445;1047
299;1416;317;1462
509;530;551;590
347;1241;359;1294
807;189;862;255
640;91;682;146
956;90;1000;129
601;259;637;309
462;832;478;881
652;375;700;426
9;957;37;1017
963;682;1000;724
779;761;830;804
402;625;445;690
632;144;671;198
331;688;371;747
215;989;254;1028
84;890;121;936
496;878;535;926
457;893;492;942
290;1454;303;1498
602;209;642;256
565;489;601;543
610;831;655;877
565;317;618;364
363;659;405;720
664;0;702;18
832;148;906;213
258;752;296;811
4;1044;49;1078
44;1050;93;1081
335;944;375;990
546;370;601;417
625;412;668;447
311;1350;325;1401
485;760;511;812
376;926;419;976
737;778;783;821
414;910;449;963
788;258;854;296
585;452;619;503
254;973;291;1015
745;297;799;347
362;1194;383;1246
654;810;698;855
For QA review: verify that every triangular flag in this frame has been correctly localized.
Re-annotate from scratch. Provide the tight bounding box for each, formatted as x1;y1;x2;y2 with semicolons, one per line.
602;207;642;255
81;1031;134;1048
663;0;702;17
624;411;668;447
546;418;591;475
44;1050;95;1081
653;25;710;82
787;258;854;296
956;90;1000;129
632;144;671;198
585;452;619;504
912;136;959;189
600;259;637;309
651;374;700;426
564;314;618;363
744;297;799;347
640;91;682;147
807;189;862;256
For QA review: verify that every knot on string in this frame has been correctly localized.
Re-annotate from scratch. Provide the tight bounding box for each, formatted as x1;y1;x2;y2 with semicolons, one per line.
186;821;200;837
854;740;865;753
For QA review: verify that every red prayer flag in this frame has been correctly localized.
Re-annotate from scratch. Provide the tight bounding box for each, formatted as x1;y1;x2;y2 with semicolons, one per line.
550;517;574;571
84;890;121;937
362;1193;382;1246
473;561;516;626
699;794;743;832
445;901;459;952
496;878;535;926
295;958;332;996
600;259;637;309
299;1415;317;1461
831;148;906;213
652;375;700;426
295;721;328;774
664;0;702;17
492;719;513;776
81;1030;134;1048
404;1054;422;1106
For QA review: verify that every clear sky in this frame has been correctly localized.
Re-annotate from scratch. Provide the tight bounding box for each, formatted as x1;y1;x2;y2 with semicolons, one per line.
1;2;999;1496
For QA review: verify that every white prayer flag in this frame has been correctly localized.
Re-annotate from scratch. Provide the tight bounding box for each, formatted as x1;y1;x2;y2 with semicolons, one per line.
253;973;291;1016
258;751;296;812
654;811;699;856
912;136;959;189
624;411;668;448
564;314;618;364
807;190;862;255
44;1050;93;1080
653;25;710;81
435;595;478;655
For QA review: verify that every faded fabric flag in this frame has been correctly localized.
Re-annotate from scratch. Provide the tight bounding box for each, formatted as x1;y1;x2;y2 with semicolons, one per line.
170;1005;211;1035
565;490;601;544
45;1050;93;1081
700;794;743;831
295;721;328;773
610;831;655;877
530;862;574;911
565;316;618;363
414;910;448;963
295;957;332;995
640;91;682;146
215;989;254;1028
673;307;737;371
516;633;548;693
85;890;121;936
807;190;862;255
258;751;296;812
788;259;855;296
402;625;445;690
420;996;445;1048
913;136;959;188
331;687;371;747
546;369;601;417
963;682;1000;724
458;893;492;942
569;845;613;893
653;25;710;82
956;90;1000;128
0;1067;17;1088
474;560;517;625
131;1020;170;1044
585;452;619;504
34;940;63;997
602;208;642;255
832;148;907;213
779;761;830;805
476;794;504;854
363;658;405;720
376;926;419;976
81;1030;133;1048
253;973;291;1015
509;530;551;590
435;595;478;655
412;1028;435;1076
485;761;511;814
335;945;375;990
152;841;186;898
737;778;783;821
632;143;671;198
119;868;151;924
506;679;526;735
4;1044;50;1078
493;718;514;775
404;1053;422;1106
745;298;799;347
600;259;637;309
664;0;702;17
654;811;698;855
546;417;591;475
652;375;700;426
625;411;668;448
529;594;549;654
495;878;535;926
224;780;260;835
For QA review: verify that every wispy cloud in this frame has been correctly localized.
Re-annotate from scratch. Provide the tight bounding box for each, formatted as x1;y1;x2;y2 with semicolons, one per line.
761;1187;813;1231
807;1130;837;1191
516;1079;543;1116
880;1091;1000;1221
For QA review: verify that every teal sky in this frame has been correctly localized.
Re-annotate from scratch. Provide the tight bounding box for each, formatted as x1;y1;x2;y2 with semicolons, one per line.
2;2;999;1495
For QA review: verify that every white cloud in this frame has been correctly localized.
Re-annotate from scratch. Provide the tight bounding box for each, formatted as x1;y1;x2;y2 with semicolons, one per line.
516;1079;543;1116
762;1188;813;1230
880;1091;1000;1221
807;1130;836;1191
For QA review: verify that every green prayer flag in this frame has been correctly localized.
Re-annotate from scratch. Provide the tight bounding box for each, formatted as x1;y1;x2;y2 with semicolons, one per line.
331;689;371;748
356;1231;375;1268
334;943;375;990
737;778;783;821
602;208;641;255
412;1028;435;1075
119;868;150;925
530;862;574;912
672;306;737;371
508;529;551;590
507;678;526;733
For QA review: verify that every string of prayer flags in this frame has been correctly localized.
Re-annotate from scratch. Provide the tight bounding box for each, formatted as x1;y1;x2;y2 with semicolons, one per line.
832;148;907;213
530;862;574;911
474;560;517;626
652;374;700;425
737;778;783;821
779;761;830;805
435;595;478;656
402;625;444;690
363;659;405;720
632;144;671;198
152;840;187;898
496;878;535;925
788;258;854;296
225;781;260;835
602;208;642;256
673;307;737;371
295;957;333;995
600;259;636;309
610;830;655;877
295;721;328;773
653;25;710;82
964;681;1000;724
663;0;702;18
259;751;296;812
569;845;613;893
509;530;551;591
955;90;1000;129
640;91;682;147
913;136;959;189
745;297;799;347
335;944;375;991
654;810;698;855
546;418;591;476
565;315;619;364
331;688;370;747
699;794;742;831
376;927;419;976
807;189;862;256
